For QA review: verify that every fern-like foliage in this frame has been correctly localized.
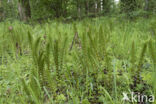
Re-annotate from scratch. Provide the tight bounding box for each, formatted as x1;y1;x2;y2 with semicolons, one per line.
148;39;156;96
130;41;136;75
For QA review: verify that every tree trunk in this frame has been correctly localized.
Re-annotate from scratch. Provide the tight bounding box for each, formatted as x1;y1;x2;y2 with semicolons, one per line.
95;1;98;15
0;0;2;21
97;0;101;13
55;0;62;18
25;0;31;18
77;0;81;19
101;0;103;11
18;0;31;21
18;2;25;21
144;0;148;11
85;1;89;15
78;7;81;18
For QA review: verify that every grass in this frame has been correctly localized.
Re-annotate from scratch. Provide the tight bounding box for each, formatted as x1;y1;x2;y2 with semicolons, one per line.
0;17;156;104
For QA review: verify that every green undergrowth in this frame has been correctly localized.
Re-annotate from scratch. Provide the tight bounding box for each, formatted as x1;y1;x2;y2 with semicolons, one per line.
0;17;156;104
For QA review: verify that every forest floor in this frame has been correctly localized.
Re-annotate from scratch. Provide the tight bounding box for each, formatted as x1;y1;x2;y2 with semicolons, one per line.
0;17;156;104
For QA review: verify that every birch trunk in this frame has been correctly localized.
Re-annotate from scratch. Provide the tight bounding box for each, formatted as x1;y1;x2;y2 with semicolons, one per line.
95;1;98;14
101;0;103;11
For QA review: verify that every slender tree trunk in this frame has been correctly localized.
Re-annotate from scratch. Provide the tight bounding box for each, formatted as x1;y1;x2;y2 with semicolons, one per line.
18;0;31;21
101;0;103;11
0;0;2;20
85;0;89;15
25;0;31;18
95;1;98;15
55;0;63;17
144;0;149;11
63;0;68;17
77;0;81;18
78;6;81;18
18;2;25;20
97;0;101;13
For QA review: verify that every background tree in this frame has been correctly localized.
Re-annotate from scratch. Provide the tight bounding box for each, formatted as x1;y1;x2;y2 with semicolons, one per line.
72;0;83;18
1;0;156;21
145;0;156;13
18;0;31;21
0;0;3;21
120;0;137;13
102;0;114;14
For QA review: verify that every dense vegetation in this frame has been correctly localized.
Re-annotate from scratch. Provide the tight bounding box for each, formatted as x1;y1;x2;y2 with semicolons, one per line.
0;0;156;104
0;17;155;103
0;0;156;21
